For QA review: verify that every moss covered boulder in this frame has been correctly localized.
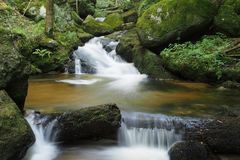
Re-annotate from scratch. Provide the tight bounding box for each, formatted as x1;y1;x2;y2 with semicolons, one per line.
0;28;31;110
214;0;240;36
68;0;96;19
83;15;114;36
137;0;217;48
48;104;121;143
116;30;173;79
161;35;240;82
105;13;124;30
0;90;35;160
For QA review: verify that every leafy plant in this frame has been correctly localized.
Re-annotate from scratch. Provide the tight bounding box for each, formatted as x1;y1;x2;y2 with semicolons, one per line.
32;49;52;58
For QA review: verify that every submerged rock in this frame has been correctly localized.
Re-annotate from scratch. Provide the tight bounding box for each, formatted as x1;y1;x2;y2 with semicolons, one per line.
168;141;208;160
0;91;35;160
137;0;217;48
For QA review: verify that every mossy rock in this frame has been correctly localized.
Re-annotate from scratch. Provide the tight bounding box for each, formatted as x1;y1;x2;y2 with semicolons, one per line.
6;0;46;21
0;90;35;160
68;0;96;18
104;13;124;30
137;0;217;48
138;0;160;16
116;30;173;79
161;35;240;82
214;0;240;36
122;9;138;23
83;15;114;36
0;28;31;110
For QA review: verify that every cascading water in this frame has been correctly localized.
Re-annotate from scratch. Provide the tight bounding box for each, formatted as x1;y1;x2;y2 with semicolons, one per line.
74;58;81;75
113;112;182;160
24;112;59;160
65;37;147;89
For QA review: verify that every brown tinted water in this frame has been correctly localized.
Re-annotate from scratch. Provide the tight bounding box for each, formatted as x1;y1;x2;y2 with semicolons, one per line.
25;74;240;160
26;74;240;118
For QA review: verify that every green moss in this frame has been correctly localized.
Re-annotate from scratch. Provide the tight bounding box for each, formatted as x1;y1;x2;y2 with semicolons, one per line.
83;15;114;36
137;0;217;47
0;90;35;160
117;30;172;79
161;34;240;82
105;13;124;30
138;0;160;15
214;0;240;36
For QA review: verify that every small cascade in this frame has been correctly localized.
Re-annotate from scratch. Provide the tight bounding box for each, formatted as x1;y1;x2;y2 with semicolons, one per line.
74;37;146;78
24;112;59;160
73;37;147;90
74;58;81;74
119;112;182;149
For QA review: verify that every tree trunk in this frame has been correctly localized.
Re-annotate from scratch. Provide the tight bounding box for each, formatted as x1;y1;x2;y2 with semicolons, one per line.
45;0;54;38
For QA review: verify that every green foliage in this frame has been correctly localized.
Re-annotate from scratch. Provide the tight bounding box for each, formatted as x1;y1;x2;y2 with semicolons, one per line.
32;49;52;58
161;35;236;81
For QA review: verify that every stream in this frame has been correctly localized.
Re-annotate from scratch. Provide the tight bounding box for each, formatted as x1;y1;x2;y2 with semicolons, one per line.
24;37;240;160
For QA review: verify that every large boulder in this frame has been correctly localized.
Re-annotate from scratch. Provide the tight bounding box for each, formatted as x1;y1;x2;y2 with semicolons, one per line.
116;30;174;79
185;117;240;154
83;15;114;36
104;13;124;30
168;141;208;160
38;104;121;143
0;90;35;160
161;35;240;83
0;28;31;110
214;0;240;37
136;0;217;48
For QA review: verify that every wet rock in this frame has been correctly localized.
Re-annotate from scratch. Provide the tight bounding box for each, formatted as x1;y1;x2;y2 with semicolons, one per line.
56;104;121;143
116;30;174;79
137;0;217;48
185;117;240;154
222;81;240;90
37;104;121;143
168;141;208;160
0;91;35;160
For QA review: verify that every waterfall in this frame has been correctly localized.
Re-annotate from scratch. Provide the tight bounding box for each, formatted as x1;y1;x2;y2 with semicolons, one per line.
72;37;147;89
75;58;81;74
74;37;146;78
24;112;59;160
119;112;182;149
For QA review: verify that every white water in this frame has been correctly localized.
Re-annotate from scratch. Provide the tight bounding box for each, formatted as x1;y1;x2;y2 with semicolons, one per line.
64;112;181;160
75;58;81;75
24;113;59;160
63;37;147;90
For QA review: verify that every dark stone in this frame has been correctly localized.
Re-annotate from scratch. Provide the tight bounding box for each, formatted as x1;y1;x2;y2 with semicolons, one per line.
56;104;121;143
0;91;35;160
0;28;31;111
169;141;208;160
185;117;240;154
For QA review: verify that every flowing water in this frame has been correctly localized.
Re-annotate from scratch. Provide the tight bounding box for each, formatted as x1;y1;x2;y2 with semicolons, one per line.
25;37;240;160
